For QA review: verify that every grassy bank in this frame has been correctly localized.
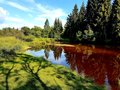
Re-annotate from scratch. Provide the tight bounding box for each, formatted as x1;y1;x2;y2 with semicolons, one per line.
0;36;106;90
0;53;105;90
0;36;56;52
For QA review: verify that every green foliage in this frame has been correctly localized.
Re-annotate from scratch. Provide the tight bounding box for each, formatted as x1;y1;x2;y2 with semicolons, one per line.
0;37;26;52
43;19;51;38
29;38;55;50
31;26;43;38
21;26;31;36
52;18;63;39
62;4;79;41
109;0;120;43
0;53;105;90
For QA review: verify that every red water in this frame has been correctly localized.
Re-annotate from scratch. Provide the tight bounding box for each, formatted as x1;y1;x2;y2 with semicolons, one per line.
61;45;120;90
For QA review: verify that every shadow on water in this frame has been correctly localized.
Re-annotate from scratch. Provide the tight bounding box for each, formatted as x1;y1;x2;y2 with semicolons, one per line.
27;45;120;90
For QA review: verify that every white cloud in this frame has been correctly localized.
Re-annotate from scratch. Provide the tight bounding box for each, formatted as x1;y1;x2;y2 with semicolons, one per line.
35;4;67;26
0;0;67;28
0;7;8;16
6;17;25;23
0;21;35;29
0;7;8;24
7;1;30;12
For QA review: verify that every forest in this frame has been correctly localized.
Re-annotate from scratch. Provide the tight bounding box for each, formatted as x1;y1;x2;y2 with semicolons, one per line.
0;0;120;90
0;0;120;45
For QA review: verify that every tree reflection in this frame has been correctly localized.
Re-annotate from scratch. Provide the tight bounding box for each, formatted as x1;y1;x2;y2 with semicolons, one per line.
53;46;62;60
62;45;120;90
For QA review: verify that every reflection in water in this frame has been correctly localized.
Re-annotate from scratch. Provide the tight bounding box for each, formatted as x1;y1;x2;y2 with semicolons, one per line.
63;45;120;90
27;45;120;90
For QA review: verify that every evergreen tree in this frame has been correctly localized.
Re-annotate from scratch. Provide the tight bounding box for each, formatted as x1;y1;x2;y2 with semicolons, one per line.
53;18;63;38
79;2;86;25
63;4;79;41
53;18;63;34
62;14;73;38
76;2;86;41
97;0;111;42
44;19;50;30
44;19;50;38
86;0;111;43
109;0;120;43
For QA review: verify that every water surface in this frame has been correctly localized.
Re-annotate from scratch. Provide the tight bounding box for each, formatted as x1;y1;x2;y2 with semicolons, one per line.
26;44;120;90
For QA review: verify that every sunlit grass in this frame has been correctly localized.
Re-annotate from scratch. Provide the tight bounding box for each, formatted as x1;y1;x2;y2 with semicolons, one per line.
0;37;27;52
29;38;55;49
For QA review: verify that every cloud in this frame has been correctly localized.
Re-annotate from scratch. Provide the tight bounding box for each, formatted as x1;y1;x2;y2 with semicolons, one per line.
7;1;30;12
6;17;25;23
0;0;67;28
0;7;8;24
35;4;67;26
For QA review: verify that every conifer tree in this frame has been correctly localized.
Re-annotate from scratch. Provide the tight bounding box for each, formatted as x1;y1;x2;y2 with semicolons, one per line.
63;4;79;41
44;19;50;38
78;2;86;31
53;18;63;38
109;0;120;42
53;18;63;34
44;19;50;30
97;0;111;42
79;2;85;24
86;0;111;42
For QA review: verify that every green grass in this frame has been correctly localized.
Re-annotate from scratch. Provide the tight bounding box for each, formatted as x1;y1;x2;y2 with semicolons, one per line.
0;54;105;90
28;38;55;49
0;37;27;52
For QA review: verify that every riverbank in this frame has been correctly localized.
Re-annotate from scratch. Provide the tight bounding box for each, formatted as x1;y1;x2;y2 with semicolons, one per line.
0;53;105;90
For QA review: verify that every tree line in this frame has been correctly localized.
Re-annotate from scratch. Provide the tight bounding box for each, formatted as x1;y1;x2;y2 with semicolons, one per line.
0;18;63;40
62;0;120;44
0;0;119;44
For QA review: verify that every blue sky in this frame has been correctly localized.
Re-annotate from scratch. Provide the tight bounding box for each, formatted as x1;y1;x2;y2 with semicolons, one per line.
0;0;87;29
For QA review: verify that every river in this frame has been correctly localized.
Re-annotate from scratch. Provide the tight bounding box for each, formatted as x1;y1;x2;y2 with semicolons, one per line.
26;44;120;90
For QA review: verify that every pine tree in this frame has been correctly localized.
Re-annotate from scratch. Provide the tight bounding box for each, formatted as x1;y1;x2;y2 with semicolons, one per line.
44;19;50;38
53;18;63;34
53;18;63;38
79;2;85;25
97;0;111;42
78;2;86;31
109;0;120;43
76;2;86;41
86;0;98;30
44;19;50;30
62;14;73;38
62;4;79;41
86;0;111;43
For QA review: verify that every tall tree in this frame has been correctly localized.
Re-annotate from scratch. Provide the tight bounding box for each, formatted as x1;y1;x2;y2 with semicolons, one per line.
53;18;63;38
53;18;63;33
77;2;86;36
62;4;79;41
97;0;111;42
79;2;86;26
109;0;120;43
76;2;86;42
44;19;50;38
62;13;72;38
44;19;50;30
86;0;111;43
